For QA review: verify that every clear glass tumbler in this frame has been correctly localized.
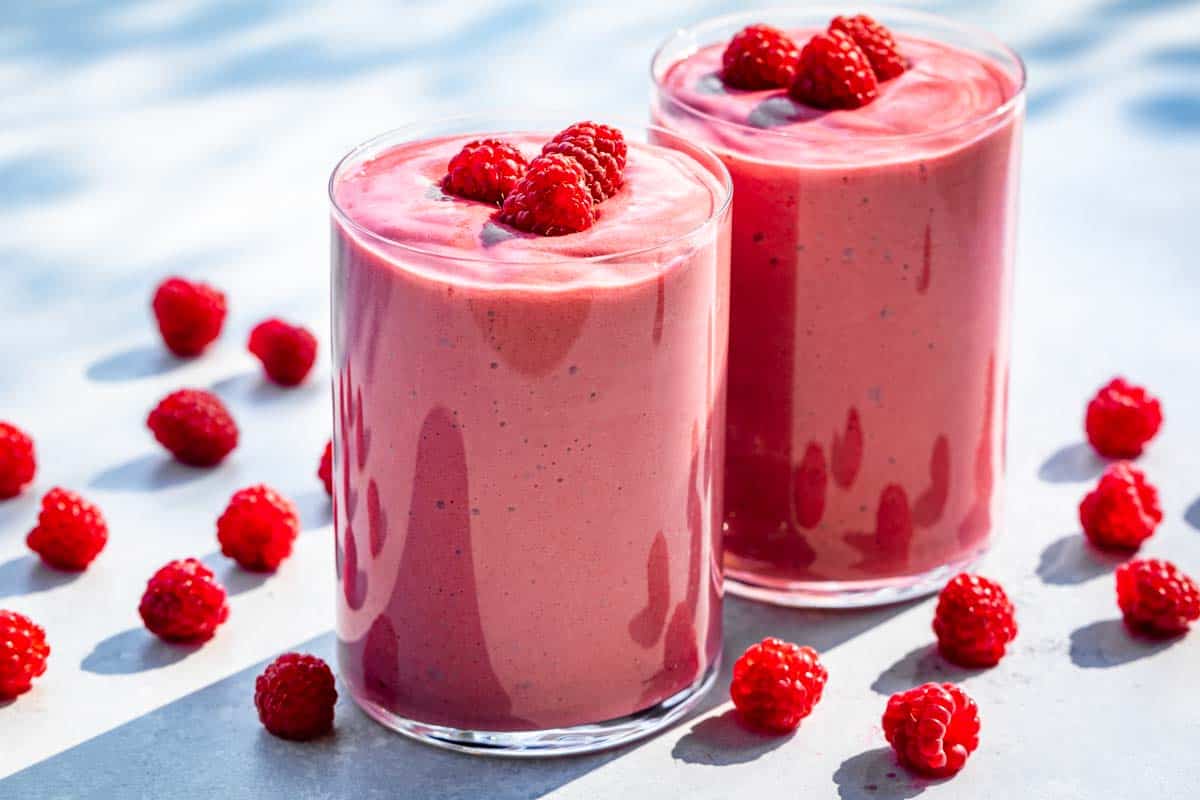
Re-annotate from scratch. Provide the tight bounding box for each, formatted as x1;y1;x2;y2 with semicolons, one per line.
329;115;732;755
652;8;1025;607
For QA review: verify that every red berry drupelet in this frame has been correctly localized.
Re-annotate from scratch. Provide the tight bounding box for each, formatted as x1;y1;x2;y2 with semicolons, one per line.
217;484;300;572
883;682;980;777
720;24;801;90
139;558;230;642
542;121;628;202
829;14;906;81
152;276;227;357
933;574;1018;668
0;421;36;500
1116;559;1200;637
0;610;50;699
255;652;338;741
730;636;828;733
791;28;879;110
1085;377;1163;458
442;138;529;204
147;389;239;467
26;488;108;571
498;153;596;236
318;440;333;496
1079;462;1162;551
248;319;318;387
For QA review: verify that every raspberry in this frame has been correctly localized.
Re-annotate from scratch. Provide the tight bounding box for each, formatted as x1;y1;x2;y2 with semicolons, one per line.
442;138;529;204
0;610;49;699
498;153;597;236
26;488;108;571
883;682;980;777
152;277;227;357
1079;462;1162;551
318;440;333;496
147;388;239;467
255;652;337;740
248;318;318;386
790;29;879;110
932;574;1017;667
721;24;801;90
542;121;628;202
139;558;230;642
217;485;300;572
730;636;828;733
829;14;906;81
1116;559;1200;637
0;422;36;499
1085;377;1163;458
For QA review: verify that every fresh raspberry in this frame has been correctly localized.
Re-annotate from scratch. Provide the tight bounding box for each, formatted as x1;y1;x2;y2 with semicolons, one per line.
829;14;906;81
790;29;879;110
255;652;337;740
1116;559;1200;637
26;488;108;571
498;153;597;236
1079;462;1162;551
147;388;239;467
442;138;529;204
1085;377;1163;458
138;558;230;642
152;277;227;357
720;24;801;91
0;610;50;699
217;485;300;572
248;318;318;386
884;683;980;777
318;440;333;496
932;574;1017;668
729;636;828;733
542;122;628;202
0;422;36;500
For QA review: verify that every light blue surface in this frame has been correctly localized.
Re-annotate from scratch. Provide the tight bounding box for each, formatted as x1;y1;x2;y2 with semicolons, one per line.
2;0;1200;797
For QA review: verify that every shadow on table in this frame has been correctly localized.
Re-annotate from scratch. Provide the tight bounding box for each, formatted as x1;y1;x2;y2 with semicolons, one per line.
0;554;80;600
869;644;983;696
1037;442;1105;483
89;453;211;493
671;709;791;765
1068;619;1182;668
833;747;938;800
1036;534;1126;586
1183;496;1200;531
211;371;328;409
85;344;183;383
81;627;202;675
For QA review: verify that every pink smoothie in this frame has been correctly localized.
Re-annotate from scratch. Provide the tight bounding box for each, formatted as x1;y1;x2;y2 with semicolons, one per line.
330;130;730;732
654;26;1023;597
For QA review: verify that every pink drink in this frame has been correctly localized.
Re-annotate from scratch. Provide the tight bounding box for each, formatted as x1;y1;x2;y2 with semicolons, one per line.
653;11;1025;606
329;121;731;754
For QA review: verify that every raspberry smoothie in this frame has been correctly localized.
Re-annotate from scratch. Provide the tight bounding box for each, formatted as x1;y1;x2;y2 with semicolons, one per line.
653;10;1024;605
329;120;731;754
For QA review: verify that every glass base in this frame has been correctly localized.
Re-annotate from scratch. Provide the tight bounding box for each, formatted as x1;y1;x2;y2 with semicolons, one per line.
351;657;720;758
726;549;985;608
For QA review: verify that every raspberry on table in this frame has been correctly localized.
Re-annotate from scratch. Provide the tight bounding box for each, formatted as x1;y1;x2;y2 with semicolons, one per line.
255;652;337;740
791;28;879;110
1116;559;1200;637
829;14;906;81
542;121;628;202
442;138;529;204
1079;462;1162;551
0;421;36;500
139;558;230;642
1085;377;1163;458
248;318;318;386
883;682;980;777
720;24;801;90
498;153;597;236
217;484;300;572
730;636;828;733
318;440;333;496
0;610;50;699
932;574;1017;668
147;388;239;467
26;487;109;571
152;277;227;357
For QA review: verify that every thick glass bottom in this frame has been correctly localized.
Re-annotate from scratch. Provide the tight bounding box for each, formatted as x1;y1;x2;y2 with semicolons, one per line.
726;548;986;608
350;658;720;757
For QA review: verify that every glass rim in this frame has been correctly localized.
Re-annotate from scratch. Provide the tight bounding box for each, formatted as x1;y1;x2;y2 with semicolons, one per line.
650;4;1028;146
327;113;734;268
